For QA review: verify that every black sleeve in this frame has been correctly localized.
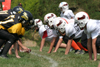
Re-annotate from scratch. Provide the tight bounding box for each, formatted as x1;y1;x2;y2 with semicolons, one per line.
0;9;12;21
18;35;23;38
69;34;75;39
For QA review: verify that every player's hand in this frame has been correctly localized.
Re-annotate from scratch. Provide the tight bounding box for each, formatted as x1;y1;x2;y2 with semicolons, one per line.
53;51;56;53
39;50;42;52
47;51;51;53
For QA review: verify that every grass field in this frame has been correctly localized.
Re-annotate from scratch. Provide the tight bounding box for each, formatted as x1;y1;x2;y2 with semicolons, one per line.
0;46;99;67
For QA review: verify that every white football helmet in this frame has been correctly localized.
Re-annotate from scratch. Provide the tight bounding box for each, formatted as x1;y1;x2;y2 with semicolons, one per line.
59;2;69;12
34;19;43;28
44;13;57;28
75;11;90;29
54;18;67;33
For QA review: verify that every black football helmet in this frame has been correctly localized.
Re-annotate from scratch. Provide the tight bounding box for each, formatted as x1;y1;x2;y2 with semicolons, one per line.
18;10;33;26
25;18;35;30
12;6;24;14
29;18;34;25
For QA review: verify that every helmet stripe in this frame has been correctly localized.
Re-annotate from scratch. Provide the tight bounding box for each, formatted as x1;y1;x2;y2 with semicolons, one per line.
78;15;85;20
84;12;90;19
61;18;68;24
36;19;41;23
63;4;68;6
47;14;54;19
57;20;62;26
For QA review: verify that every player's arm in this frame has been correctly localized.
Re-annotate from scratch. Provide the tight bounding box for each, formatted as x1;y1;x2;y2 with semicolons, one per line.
87;38;92;60
40;38;46;52
92;38;97;61
40;30;47;52
65;34;75;55
88;26;98;61
14;42;21;58
65;39;73;55
48;37;57;53
53;37;63;52
0;18;14;24
70;10;75;19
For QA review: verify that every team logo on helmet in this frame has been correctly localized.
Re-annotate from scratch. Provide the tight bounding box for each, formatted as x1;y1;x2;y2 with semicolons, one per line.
18;8;23;14
21;12;28;20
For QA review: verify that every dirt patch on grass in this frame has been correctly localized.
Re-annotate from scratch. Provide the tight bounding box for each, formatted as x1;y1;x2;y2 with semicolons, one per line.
33;32;40;40
23;39;37;47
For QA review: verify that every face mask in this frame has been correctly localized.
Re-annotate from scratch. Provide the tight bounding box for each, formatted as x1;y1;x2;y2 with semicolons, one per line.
36;28;39;32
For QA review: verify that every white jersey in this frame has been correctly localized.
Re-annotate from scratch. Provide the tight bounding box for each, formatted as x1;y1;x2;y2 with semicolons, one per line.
60;10;75;19
62;17;83;39
53;17;75;39
53;17;83;39
65;24;83;39
84;19;100;39
39;25;57;41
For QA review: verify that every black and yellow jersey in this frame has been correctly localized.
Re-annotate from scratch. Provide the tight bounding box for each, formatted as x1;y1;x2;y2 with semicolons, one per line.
0;9;12;21
0;14;25;36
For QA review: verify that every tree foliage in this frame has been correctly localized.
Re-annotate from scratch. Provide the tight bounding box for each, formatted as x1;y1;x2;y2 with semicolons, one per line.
11;0;100;40
11;0;100;20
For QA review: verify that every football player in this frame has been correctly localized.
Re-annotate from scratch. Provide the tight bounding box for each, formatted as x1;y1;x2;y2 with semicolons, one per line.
34;18;57;53
53;15;88;55
0;10;33;59
59;2;75;19
44;13;88;54
75;11;100;61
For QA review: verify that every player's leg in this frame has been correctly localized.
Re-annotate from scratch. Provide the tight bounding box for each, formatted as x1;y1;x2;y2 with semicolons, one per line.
0;30;18;58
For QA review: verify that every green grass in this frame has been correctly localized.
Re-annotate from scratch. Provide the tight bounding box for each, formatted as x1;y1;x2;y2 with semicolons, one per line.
0;46;99;67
